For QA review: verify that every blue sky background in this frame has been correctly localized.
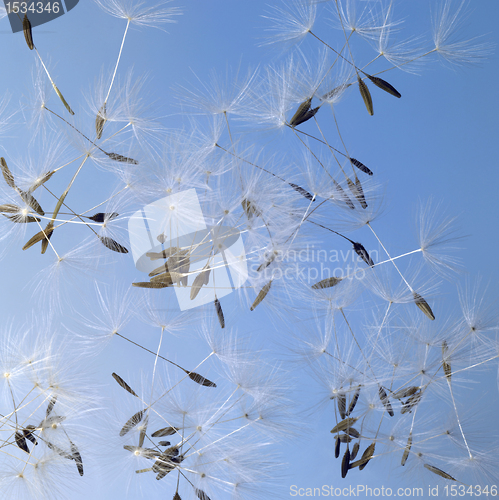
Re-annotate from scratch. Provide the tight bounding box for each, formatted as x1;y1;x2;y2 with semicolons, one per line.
1;1;499;499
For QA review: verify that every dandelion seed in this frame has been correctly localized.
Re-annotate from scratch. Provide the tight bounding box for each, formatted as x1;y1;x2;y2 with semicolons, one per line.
442;340;452;381
338;392;347;419
312;277;343;290
98;236;129;254
357;76;373;116
88;212;119;223
392;386;419;399
346;386;361;416
159;441;171;446
333;179;355;209
345;427;360;439
112;372;139;397
335;437;341;458
22;225;54;250
190;265;211;300
241;199;261;220
351;442;360;460
120;410;145;437
71;442;84;476
52;83;75;115
424;464;456;481
23;13;34;50
150;272;174;285
341;448;351;478
15;431;30;453
401;433;412;466
0;204;20;213
28;170;54;192
250;280;272;311
330;417;358;434
187;371;217;388
413;291;435;320
322;84;352;101
353;242;374;267
378;385;394;417
1;157;16;188
23;425;37;446
350;158;373;176
401;390;422;414
19;190;44;216
147;247;181;260
132;281;172;288
96;103;106;139
289;183;315;201
4;213;40;223
353;442;375;470
46;396;57;416
105;152;139;165
151;427;178;437
362;72;401;98
215;297;225;328
195;488;211;500
355;177;368;209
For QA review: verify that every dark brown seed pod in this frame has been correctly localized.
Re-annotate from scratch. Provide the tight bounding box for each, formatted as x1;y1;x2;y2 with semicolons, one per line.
71;441;84;476
88;212;119;223
46;396;57;416
424;464;456;481
106;152;139;165
215;297;225;328
112;373;139;397
413;291;435;320
23;13;34;50
187;371;217;388
350;157;373;176
250;281;272;311
378;386;394;417
46;441;74;460
173;493;181;500
289;183;315;201
350;442;360;460
364;73;401;99
292;106;320;127
132;281;172;289
330;417;358;434
152;427;178;438
159;441;171;446
401;433;412;466
335;436;341;458
0;157;16;188
346;385;361;416
353;242;374;267
15;432;30;453
312;277;342;290
96;103;107;139
41;222;54;254
98;236;129;254
357;76;373;115
341;448;351;478
120;410;145;437
338;392;347;419
289;97;312;127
